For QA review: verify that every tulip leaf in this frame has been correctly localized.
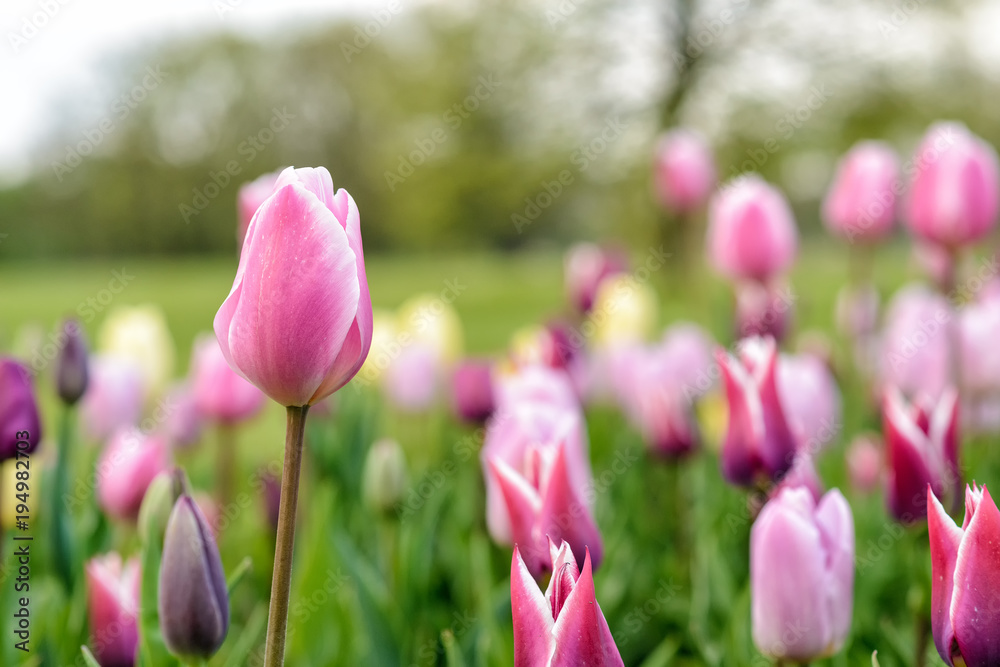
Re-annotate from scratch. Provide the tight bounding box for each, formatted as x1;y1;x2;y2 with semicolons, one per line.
441;629;467;667
225;556;253;595
136;518;179;667
871;650;880;667
223;602;268;667
80;646;102;667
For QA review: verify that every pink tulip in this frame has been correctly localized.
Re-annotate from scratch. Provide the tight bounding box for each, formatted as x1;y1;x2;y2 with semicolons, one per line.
883;387;960;523
653;129;716;214
707;176;798;281
751;487;854;662
451;359;496;423
734;280;794;343
905;122;1000;248
382;342;441;412
928;484;1000;667
237;170;281;250
81;355;145;442
564;243;629;313
482;403;600;576
880;285;952;400
658;323;715;396
835;284;880;342
717;337;798;487
959;293;1000;397
97;428;171;522
846;434;882;493
162;383;203;448
86;553;140;667
190;334;266;425
823;141;899;242
777;352;841;452
215;166;373;407
511;540;623;667
494;364;579;413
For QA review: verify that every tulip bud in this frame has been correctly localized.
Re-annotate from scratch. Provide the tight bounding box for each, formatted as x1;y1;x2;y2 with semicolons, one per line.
138;468;188;547
0;358;42;461
158;495;229;660
190;334;266;425
362;438;407;514
237;170;281;251
707;176;798;282
214;166;373;407
751;488;854;662
905;122;1000;249
56;318;89;405
928;484;1000;666
85;553;140;667
98;428;171;522
563;243;630;313
653;128;716;214
823;141;899;242
451;359;496;424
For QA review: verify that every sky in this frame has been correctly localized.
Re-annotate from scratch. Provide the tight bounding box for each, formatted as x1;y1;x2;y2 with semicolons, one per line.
0;0;388;186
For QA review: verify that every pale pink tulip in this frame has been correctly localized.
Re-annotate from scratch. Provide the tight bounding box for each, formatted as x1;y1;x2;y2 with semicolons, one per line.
190;334;266;425
86;553;140;667
823;141;899;242
97;428;171;522
653;129;716;214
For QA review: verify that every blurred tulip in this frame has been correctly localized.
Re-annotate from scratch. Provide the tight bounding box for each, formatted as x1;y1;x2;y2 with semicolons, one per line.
717;337;798;487
362;438;407;514
883;387;960;523
777;352;841;452
959;294;1000;397
774;453;824;503
835;284;880;342
356;309;398;387
846;434;882;494
56;318;89;405
751;487;854;662
237;170;281;250
395;293;464;365
707;176;798;281
138;468;186;547
98;305;175;399
653;129;716;214
928;484;1000;667
590;274;658;347
214;166;373;407
382;342;442;412
97;428;171;522
159;495;229;660
482;403;601;576
822;141;899;242
511;540;623;667
85;553;140;667
658;323;715;396
734;280;794;343
190;334;266;425
621;345;699;459
162;383;203;448
905;122;1000;249
880;285;952;400
494;363;578;413
451;359;495;423
564;243;629;313
80;355;145;442
0;358;42;461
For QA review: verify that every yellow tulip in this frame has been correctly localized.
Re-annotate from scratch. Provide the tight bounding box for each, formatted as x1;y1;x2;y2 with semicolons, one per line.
98;305;175;398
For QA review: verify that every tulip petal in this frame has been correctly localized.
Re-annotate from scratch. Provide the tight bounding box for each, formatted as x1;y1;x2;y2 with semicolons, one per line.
539;439;603;571
718;349;764;485
928;489;964;666
489;457;545;572
814;489;855;651
511;547;555;667
929;388;962;508
884;389;940;522
550;549;624;667
949;486;1000;666
754;341;797;479
544;539;580;620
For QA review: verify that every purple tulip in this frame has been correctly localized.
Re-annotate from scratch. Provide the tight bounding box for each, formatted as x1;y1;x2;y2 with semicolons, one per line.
237;170;281;251
717;337;798;487
86;553;140;667
190;334;266;425
883;387;960;523
564;243;630;313
81;355;145;442
822;141;899;242
451;359;496;423
777;352;841;452
97;428;171;522
0;358;42;461
928;484;1000;666
707;176;798;282
751;487;854;662
905;122;1000;249
653;129;716;214
511;540;623;667
56;318;89;405
214;166;373;407
879;285;952;401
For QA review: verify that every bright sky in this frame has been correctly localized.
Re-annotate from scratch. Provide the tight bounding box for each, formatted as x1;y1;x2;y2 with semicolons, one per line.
0;0;385;186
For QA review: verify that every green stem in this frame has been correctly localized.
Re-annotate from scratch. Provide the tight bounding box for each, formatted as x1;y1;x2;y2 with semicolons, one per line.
49;405;76;593
263;405;309;667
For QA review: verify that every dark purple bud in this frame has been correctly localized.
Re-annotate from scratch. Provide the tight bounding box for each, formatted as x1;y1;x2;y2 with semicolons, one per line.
56;319;89;405
158;495;229;659
0;358;42;461
450;359;495;424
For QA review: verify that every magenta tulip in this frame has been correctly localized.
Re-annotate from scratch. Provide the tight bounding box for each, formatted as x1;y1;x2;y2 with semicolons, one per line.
97;428;171;521
823;141;899;242
928;484;1000;666
86;553;140;667
751;487;854;661
883;387;960;523
879;285;952;400
237;170;281;250
564;243;630;313
707;176;798;281
190;334;265;425
81;355;145;442
653;129;716;214
511;540;623;667
214;166;373;407
717;337;798;487
905;122;1000;249
0;358;42;461
777;352;841;452
451;359;496;423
